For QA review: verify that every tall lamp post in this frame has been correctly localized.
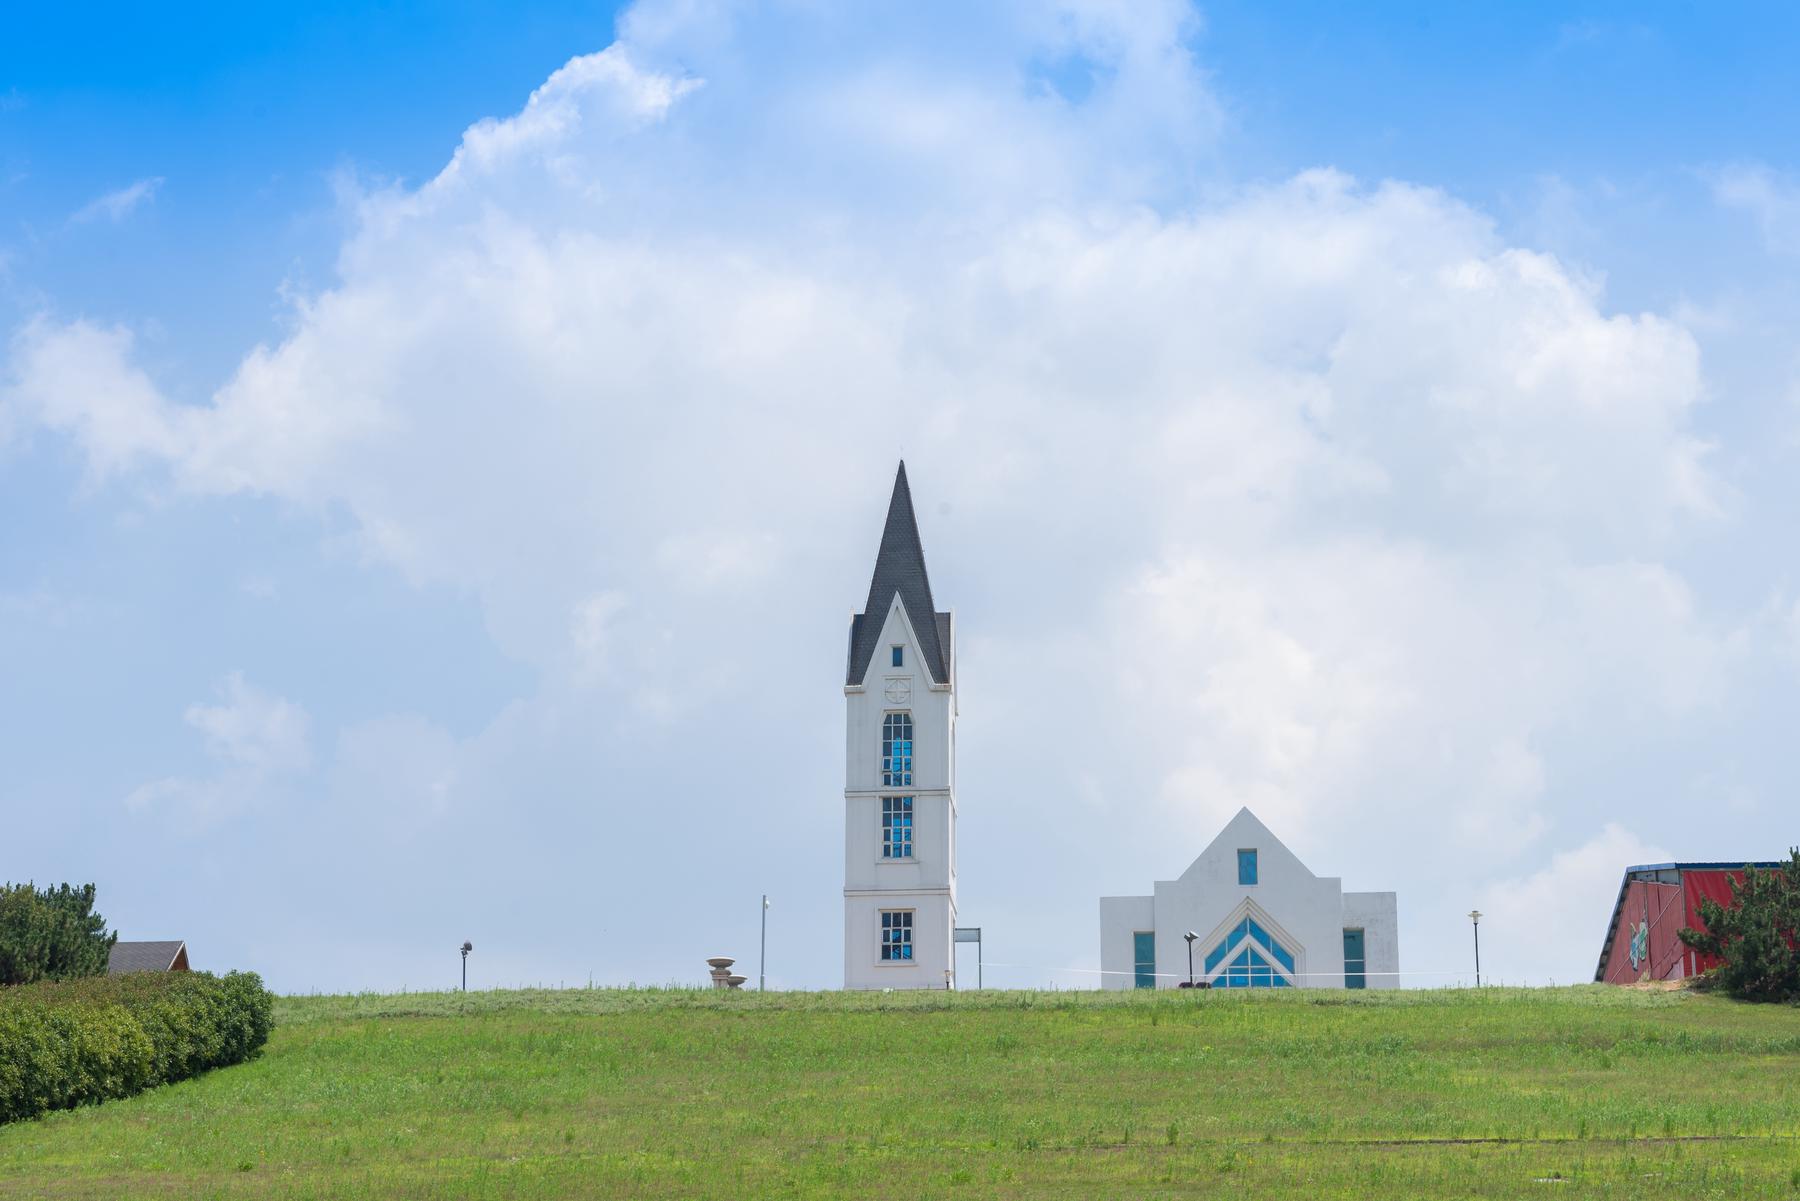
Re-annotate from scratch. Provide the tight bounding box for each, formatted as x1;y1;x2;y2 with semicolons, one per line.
460;941;473;992
1183;931;1198;987
760;895;770;992
1468;910;1482;988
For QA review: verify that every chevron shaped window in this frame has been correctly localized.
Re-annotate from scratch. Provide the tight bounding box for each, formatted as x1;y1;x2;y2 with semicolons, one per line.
1203;917;1296;985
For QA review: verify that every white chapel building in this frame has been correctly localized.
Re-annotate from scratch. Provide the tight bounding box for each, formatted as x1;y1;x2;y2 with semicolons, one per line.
1101;808;1399;989
843;463;958;990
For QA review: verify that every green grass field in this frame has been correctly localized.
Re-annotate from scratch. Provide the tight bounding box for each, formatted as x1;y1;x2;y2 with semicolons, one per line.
1;985;1796;1199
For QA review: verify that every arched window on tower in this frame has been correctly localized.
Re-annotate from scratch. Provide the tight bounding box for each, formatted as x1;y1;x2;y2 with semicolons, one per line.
882;713;913;787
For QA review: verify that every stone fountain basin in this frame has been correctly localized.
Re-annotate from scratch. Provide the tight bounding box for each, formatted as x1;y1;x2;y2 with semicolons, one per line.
706;957;735;970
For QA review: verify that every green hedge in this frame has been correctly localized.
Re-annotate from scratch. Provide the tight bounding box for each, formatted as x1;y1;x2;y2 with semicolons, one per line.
0;970;273;1123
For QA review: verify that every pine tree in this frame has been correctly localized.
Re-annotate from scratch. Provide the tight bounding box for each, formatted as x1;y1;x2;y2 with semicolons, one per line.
0;882;118;986
1677;849;1800;1002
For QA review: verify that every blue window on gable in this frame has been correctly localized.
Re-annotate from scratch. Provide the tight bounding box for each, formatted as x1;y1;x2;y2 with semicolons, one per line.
1133;931;1156;989
891;645;904;667
1203;917;1295;986
1238;849;1258;886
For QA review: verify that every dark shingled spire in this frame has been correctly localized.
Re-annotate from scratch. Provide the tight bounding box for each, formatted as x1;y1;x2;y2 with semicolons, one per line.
846;462;952;686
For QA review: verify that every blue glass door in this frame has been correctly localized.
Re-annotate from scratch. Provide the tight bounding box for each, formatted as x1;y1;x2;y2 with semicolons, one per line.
1343;928;1366;989
1133;931;1156;988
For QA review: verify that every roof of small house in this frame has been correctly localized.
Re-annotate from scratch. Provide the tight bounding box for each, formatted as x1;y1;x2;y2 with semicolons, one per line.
107;940;188;974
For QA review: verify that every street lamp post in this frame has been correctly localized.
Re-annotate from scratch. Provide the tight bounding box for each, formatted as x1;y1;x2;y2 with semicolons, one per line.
460;941;473;992
760;895;770;992
1468;911;1482;988
1183;931;1198;987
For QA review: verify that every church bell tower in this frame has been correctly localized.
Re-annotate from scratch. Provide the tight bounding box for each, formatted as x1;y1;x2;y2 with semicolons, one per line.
843;462;957;989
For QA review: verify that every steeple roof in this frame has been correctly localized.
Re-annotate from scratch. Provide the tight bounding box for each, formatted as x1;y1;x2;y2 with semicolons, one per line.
846;462;952;686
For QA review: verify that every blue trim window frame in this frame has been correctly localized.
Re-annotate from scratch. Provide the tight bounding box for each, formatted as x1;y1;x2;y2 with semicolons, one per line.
881;796;913;859
882;713;913;787
1203;916;1295;987
1237;849;1258;886
1133;931;1156;989
891;645;904;667
880;910;913;961
1343;928;1366;990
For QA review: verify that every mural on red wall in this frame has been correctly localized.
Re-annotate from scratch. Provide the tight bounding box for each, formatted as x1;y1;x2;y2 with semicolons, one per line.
1602;880;1687;984
1598;866;1783;984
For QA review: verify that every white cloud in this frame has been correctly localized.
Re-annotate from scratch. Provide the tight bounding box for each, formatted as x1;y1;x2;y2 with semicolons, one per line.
183;671;312;775
331;714;460;823
7;0;1777;986
570;590;629;683
437;45;699;188
1713;164;1800;256
3;318;185;477
71;176;164;224
1476;823;1670;985
1105;546;1739;866
653;530;778;592
126;673;311;821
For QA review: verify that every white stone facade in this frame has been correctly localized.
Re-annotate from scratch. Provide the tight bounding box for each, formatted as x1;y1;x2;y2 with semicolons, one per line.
843;467;957;990
1100;808;1398;990
843;596;957;989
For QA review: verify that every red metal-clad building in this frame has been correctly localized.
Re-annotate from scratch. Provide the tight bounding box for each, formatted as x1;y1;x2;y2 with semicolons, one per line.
1594;862;1783;984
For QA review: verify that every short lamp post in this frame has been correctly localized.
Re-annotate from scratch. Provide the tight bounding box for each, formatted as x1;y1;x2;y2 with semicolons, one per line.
760;895;770;992
460;941;473;992
1468;911;1482;988
1184;931;1199;987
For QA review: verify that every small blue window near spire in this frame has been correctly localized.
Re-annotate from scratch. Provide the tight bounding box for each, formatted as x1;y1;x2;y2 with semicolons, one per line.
1238;850;1258;886
892;646;904;667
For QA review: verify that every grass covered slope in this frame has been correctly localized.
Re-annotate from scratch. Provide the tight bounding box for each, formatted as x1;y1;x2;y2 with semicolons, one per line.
0;986;1796;1199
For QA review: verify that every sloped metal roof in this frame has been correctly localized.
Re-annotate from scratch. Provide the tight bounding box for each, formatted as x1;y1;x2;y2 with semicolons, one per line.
845;461;952;686
107;940;187;974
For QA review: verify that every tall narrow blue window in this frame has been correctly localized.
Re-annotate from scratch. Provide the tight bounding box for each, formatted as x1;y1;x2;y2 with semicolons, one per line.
1133;932;1156;989
891;645;904;667
882;796;913;859
1238;849;1258;886
882;713;913;787
1343;929;1366;990
880;910;913;961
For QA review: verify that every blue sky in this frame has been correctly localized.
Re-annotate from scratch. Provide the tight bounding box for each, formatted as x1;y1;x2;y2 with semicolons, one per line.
5;2;1800;993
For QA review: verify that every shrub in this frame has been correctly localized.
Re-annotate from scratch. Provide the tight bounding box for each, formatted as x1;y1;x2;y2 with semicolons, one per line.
1678;849;1799;1003
0;882;117;986
0;970;274;1124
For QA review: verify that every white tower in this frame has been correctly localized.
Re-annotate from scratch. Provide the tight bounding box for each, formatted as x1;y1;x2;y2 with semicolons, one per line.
843;462;957;989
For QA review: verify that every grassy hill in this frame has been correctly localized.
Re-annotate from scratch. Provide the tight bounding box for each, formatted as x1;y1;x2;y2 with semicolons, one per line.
0;985;1796;1198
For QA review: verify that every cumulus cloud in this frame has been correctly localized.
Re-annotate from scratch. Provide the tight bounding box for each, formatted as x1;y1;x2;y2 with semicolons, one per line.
5;0;1775;987
331;714;460;824
71;176;164;224
1476;823;1670;985
126;673;311;822
1714;164;1800;256
3;319;185;476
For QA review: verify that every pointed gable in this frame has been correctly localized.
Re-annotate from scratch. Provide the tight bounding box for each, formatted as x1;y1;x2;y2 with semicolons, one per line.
1176;808;1316;886
846;462;952;686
